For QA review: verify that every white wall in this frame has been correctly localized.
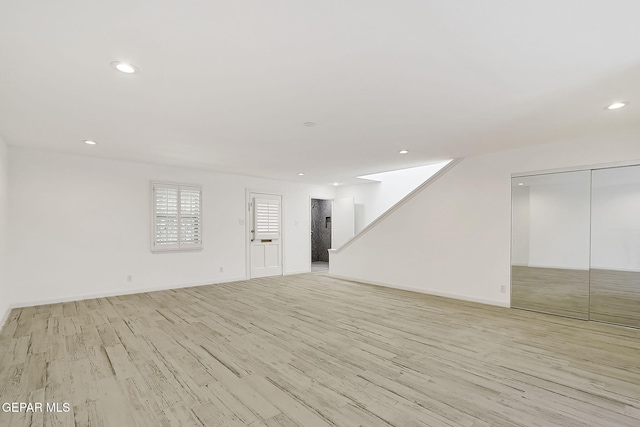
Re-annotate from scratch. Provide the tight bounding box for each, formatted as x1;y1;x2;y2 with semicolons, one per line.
7;148;334;307
336;163;449;233
0;138;9;325
330;133;640;306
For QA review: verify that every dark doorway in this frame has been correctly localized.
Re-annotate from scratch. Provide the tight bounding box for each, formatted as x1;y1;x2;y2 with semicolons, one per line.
311;199;332;270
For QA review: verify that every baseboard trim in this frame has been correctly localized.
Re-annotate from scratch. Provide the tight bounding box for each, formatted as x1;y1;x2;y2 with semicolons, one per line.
330;273;510;308
8;276;248;310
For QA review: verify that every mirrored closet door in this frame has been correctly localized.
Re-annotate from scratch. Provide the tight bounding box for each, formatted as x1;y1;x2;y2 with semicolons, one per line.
511;171;591;319
511;164;640;328
590;165;640;328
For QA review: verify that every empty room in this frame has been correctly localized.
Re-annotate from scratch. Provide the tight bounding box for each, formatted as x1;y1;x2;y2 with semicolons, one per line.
1;1;640;426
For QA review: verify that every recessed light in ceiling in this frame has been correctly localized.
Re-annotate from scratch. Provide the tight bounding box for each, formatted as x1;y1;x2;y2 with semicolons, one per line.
84;140;97;145
110;61;139;74
297;173;305;176
517;182;524;186
399;149;409;154
606;101;628;110
303;122;317;127
332;182;339;186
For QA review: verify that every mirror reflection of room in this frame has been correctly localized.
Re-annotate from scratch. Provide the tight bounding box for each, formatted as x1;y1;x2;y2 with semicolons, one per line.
511;165;640;328
511;171;591;319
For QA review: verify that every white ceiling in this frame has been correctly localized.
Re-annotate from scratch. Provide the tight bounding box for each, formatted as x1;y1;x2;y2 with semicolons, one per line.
1;1;639;185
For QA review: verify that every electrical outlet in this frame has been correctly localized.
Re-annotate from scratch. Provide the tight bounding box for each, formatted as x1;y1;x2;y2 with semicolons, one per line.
219;267;224;273
127;275;133;282
500;285;506;293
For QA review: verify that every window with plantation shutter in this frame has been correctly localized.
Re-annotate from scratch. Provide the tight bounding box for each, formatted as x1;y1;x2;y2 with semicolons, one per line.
253;197;280;240
152;182;202;251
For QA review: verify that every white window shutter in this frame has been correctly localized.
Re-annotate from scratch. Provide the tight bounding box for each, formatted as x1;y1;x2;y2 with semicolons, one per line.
254;197;280;240
154;184;179;250
180;186;202;248
152;182;202;251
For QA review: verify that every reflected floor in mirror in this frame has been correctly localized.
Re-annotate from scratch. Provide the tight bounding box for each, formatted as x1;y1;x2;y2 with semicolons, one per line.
511;265;590;319
590;269;640;328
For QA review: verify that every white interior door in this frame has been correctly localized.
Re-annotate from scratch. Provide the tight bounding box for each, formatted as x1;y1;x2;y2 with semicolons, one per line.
332;197;355;249
249;193;283;278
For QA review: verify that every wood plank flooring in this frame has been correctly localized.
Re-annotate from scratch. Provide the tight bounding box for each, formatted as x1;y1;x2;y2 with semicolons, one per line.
1;272;640;426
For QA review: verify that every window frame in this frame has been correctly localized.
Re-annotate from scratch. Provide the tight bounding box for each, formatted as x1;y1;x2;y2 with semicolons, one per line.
151;181;203;252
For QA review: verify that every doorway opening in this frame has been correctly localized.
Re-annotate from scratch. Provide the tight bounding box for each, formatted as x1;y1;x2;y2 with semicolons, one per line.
311;198;332;272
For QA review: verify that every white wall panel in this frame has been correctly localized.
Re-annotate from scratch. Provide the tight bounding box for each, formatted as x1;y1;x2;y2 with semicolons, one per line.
332;197;355;249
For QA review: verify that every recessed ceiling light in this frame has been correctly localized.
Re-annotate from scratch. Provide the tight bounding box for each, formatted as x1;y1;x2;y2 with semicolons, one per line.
303;122;317;127
517;182;524;186
110;61;139;74
84;140;97;145
606;101;628;110
297;173;305;176
399;149;409;154
332;182;339;186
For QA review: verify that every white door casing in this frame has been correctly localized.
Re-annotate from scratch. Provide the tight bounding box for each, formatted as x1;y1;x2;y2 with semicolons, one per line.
249;192;283;278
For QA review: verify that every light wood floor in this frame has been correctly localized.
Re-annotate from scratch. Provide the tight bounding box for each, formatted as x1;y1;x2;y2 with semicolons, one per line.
1;273;640;427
